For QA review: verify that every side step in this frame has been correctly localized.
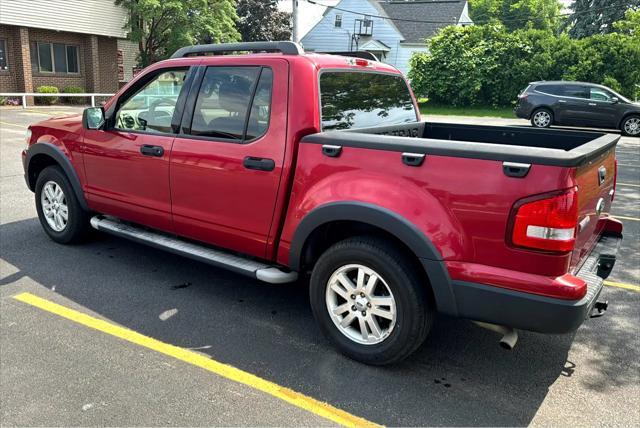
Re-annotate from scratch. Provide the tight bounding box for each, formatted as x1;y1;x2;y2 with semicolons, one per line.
90;216;298;284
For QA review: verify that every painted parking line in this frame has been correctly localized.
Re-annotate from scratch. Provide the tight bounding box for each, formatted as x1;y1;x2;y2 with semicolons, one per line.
613;215;640;222
617;183;640;188
0;120;25;129
12;292;380;428
604;281;640;292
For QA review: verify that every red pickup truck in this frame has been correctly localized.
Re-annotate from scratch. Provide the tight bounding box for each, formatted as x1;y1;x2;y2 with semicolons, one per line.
22;42;623;365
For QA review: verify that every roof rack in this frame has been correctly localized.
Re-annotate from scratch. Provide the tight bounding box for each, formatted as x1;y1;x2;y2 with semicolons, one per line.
170;41;304;59
318;51;379;61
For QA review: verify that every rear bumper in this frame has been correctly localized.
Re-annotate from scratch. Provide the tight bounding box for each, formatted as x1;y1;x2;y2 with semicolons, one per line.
514;103;532;119
453;230;622;334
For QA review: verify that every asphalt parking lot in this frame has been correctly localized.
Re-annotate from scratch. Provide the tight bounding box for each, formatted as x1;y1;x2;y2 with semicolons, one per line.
1;106;639;426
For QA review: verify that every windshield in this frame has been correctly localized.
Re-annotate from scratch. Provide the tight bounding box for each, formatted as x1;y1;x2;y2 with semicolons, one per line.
319;71;418;131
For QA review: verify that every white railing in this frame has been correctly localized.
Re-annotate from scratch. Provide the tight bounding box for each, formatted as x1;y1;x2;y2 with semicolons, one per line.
0;92;115;108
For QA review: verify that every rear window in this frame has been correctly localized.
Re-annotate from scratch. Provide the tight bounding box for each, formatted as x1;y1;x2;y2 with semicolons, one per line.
320;71;417;131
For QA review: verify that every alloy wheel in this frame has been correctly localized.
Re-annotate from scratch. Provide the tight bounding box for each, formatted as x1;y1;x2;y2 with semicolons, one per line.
325;264;397;345
40;181;68;232
533;111;551;127
624;117;640;135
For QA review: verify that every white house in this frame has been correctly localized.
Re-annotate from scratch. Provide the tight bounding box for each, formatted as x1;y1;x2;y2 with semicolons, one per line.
301;0;472;75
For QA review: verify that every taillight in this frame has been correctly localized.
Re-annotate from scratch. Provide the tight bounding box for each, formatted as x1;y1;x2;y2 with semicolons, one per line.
510;188;579;253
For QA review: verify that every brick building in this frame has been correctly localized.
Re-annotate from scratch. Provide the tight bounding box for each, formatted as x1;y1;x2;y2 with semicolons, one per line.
0;0;138;95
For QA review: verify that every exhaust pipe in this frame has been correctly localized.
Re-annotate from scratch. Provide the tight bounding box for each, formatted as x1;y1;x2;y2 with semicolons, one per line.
473;321;518;350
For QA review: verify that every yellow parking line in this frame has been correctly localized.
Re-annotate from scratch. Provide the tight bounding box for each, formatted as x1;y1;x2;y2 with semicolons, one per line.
617;182;640;188
0;120;25;129
604;281;640;292
612;215;640;222
13;292;380;428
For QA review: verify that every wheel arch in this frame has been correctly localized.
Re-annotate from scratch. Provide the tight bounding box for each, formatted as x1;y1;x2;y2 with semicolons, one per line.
25;143;89;211
289;202;458;315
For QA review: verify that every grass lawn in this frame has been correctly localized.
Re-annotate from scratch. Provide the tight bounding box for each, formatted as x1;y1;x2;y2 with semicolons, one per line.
419;103;516;119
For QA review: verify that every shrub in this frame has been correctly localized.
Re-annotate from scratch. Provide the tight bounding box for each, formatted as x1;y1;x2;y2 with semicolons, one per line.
62;86;86;105
35;86;59;105
409;24;640;107
0;96;22;106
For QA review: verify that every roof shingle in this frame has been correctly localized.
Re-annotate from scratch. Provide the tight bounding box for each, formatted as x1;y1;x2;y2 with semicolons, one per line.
376;0;469;43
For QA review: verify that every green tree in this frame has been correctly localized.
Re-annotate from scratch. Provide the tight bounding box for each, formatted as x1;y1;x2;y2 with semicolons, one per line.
409;23;640;106
237;0;291;42
468;0;563;31
115;0;241;67
566;0;640;38
614;8;640;37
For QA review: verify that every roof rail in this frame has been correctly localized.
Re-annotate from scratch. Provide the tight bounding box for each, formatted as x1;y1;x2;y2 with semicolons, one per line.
318;51;379;61
170;41;304;59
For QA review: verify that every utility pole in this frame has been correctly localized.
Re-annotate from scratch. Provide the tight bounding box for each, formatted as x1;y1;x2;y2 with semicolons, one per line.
292;0;299;43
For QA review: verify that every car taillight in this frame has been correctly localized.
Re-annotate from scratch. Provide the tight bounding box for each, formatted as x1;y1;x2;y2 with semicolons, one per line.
510;188;579;253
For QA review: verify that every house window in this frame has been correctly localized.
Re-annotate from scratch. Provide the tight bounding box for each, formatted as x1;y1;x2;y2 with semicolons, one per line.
31;42;80;74
0;39;8;70
335;14;342;28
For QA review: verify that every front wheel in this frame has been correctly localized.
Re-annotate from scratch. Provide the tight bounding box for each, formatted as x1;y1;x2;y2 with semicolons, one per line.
310;237;433;365
35;165;91;244
531;108;553;128
621;115;640;137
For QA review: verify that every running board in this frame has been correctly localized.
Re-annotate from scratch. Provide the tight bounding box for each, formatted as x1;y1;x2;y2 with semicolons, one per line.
90;216;297;284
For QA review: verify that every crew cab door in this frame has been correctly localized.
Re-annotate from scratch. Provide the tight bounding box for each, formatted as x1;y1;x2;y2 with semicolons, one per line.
170;60;288;258
83;67;192;232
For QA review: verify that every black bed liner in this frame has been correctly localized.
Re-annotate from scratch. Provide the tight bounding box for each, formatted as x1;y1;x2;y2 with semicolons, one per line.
301;122;619;167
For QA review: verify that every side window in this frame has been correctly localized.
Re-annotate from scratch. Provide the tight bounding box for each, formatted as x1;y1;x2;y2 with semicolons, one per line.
538;85;563;95
589;87;612;101
115;69;187;134
190;66;272;141
246;68;273;140
562;85;588;99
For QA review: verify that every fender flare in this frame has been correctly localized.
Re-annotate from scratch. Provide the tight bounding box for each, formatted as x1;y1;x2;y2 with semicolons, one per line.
289;201;458;315
25;142;89;211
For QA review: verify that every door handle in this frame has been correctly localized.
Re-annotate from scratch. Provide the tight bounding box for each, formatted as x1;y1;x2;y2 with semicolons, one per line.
558;99;566;103
588;103;597;106
140;145;164;157
243;156;275;171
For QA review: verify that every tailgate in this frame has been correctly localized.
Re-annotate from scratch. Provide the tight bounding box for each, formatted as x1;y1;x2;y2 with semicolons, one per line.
570;146;617;273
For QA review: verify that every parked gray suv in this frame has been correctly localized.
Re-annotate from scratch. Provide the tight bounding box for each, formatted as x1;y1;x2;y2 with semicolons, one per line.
514;81;640;136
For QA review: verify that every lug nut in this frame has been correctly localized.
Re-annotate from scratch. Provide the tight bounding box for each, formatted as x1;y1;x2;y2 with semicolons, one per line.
367;302;371;308
351;305;357;311
360;292;365;297
351;294;356;299
361;311;367;316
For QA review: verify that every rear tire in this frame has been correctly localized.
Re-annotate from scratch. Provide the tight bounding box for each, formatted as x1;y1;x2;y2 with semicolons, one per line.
309;236;433;365
35;165;91;244
531;108;553;128
621;115;640;137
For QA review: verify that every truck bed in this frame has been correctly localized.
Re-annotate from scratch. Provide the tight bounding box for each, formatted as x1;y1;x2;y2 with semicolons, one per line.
303;122;619;167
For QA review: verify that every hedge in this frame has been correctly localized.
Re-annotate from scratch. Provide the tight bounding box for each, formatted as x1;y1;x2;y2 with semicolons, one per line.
409;25;640;107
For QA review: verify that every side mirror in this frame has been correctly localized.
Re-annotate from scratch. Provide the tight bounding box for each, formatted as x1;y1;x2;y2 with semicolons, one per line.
611;97;619;104
83;107;105;130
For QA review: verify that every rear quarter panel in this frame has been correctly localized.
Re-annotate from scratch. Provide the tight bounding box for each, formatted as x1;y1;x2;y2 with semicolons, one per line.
279;142;577;277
